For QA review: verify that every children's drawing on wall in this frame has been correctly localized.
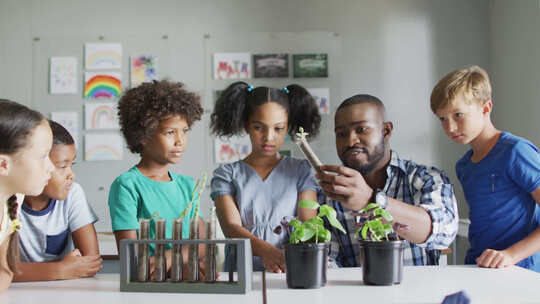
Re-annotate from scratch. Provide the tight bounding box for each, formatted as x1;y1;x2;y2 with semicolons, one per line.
50;57;77;94
84;133;123;161
307;88;330;115
130;55;158;87
213;53;251;80
85;102;120;130
253;54;289;78
84;43;122;70
214;136;251;164
293;54;328;78
50;111;79;148
84;72;121;99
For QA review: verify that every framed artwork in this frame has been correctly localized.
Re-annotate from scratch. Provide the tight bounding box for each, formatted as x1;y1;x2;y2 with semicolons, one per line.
85;102;119;130
84;72;121;99
253;54;288;78
213;53;251;80
84;133;123;161
307;88;330;115
293;54;328;78
50;57;77;94
130;55;158;87
84;43;122;70
214;136;251;163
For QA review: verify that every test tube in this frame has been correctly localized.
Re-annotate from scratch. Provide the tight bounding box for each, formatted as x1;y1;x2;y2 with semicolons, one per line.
187;218;199;282
295;134;323;174
153;218;167;282
205;207;217;283
170;218;183;282
137;219;150;282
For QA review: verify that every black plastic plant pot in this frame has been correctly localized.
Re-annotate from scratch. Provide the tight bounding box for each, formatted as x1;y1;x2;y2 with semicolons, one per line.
284;242;329;289
359;240;406;286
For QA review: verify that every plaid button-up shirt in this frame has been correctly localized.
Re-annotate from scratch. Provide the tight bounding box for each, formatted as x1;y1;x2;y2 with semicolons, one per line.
325;150;459;267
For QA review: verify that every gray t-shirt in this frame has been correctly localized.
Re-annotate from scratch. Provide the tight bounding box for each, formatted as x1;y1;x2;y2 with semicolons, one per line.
19;182;98;262
211;156;318;271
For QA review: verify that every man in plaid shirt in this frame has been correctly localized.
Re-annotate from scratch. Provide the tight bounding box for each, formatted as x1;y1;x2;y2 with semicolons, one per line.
317;94;458;266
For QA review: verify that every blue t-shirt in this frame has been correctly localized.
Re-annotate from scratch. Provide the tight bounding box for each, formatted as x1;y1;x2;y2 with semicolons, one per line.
456;132;540;272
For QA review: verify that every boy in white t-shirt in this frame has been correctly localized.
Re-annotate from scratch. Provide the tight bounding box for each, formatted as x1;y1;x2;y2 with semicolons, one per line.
14;121;102;281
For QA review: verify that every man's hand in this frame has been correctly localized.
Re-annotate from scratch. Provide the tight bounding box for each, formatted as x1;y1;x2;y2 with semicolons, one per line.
317;165;374;211
60;249;102;279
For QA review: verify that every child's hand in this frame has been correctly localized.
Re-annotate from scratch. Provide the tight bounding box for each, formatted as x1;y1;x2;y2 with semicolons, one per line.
261;245;285;273
60;249;103;279
476;248;515;268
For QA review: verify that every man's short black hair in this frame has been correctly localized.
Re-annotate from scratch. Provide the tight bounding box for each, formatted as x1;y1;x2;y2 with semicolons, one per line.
337;94;385;111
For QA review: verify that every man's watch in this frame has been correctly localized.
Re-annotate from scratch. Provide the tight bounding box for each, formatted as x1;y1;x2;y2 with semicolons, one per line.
373;188;388;209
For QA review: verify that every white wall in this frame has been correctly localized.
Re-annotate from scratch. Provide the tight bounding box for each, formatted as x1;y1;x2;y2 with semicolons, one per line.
490;0;540;148
0;0;490;231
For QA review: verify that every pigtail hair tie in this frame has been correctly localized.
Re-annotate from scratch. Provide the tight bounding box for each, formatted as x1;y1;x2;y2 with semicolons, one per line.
247;85;254;92
282;87;290;94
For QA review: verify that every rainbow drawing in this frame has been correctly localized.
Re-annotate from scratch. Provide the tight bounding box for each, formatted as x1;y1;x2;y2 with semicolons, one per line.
85;102;119;130
84;134;123;161
85;43;122;70
84;72;121;99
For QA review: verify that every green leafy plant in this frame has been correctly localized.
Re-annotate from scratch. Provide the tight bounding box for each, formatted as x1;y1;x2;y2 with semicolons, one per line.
353;203;402;241
274;200;346;244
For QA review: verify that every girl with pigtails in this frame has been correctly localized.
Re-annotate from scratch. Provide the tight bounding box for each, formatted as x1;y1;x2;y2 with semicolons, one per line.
210;82;321;273
0;99;55;291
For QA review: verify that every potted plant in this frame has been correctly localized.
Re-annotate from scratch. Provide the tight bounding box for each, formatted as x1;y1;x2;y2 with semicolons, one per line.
354;203;407;285
274;200;345;289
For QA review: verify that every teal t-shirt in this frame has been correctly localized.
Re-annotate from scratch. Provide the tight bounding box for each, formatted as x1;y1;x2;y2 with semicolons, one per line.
108;166;197;253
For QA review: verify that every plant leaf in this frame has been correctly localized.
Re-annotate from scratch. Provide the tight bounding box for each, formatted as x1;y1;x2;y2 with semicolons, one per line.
291;225;306;243
361;224;369;240
298;199;320;210
374;208;394;222
306;217;324;227
319;205;346;233
359;203;379;213
382;223;393;234
327;215;346;234
300;224;316;242
318;204;329;218
290;233;299;244
317;229;331;243
288;219;301;230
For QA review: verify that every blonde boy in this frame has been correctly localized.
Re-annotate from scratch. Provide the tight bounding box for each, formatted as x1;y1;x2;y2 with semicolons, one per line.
431;65;540;272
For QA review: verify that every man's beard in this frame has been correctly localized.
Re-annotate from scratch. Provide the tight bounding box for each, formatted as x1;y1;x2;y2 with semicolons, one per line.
340;138;386;176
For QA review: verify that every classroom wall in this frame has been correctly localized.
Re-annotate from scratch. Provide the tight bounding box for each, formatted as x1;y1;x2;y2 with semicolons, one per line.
0;0;491;262
490;0;540;148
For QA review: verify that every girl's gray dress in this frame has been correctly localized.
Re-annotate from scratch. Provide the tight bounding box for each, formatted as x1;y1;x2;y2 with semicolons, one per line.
210;156;318;271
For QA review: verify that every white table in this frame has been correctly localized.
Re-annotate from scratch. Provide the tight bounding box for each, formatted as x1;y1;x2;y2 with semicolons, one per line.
2;266;539;303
